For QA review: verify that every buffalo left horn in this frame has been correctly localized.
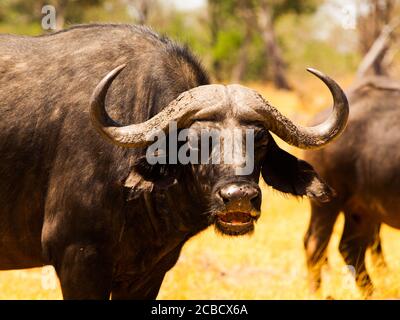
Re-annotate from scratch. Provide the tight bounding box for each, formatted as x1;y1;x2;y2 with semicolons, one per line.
90;64;224;148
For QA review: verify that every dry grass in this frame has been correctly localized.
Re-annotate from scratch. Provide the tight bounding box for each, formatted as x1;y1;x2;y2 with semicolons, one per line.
1;79;399;300
158;191;400;300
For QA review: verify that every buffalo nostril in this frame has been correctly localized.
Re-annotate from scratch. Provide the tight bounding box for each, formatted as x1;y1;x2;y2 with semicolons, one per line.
219;190;230;204
249;191;259;200
219;185;261;205
249;188;261;207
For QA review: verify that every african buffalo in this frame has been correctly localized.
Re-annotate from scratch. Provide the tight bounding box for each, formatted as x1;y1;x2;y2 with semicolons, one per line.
304;76;400;298
0;24;348;299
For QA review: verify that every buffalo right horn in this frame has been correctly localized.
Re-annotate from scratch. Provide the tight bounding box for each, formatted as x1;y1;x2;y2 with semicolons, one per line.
250;68;349;149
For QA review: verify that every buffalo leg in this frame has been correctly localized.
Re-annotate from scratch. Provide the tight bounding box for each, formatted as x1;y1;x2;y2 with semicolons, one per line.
111;274;165;300
339;211;376;298
370;223;387;269
54;243;113;299
304;201;340;293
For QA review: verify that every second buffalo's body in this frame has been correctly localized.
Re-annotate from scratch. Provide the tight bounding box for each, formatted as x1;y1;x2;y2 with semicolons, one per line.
304;77;400;297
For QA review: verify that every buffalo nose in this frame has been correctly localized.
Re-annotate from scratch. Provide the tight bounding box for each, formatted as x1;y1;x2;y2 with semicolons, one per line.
219;184;260;205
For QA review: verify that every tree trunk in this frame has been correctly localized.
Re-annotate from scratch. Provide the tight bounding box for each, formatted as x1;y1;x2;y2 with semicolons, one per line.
231;31;251;83
231;4;255;83
208;0;223;81
257;1;291;90
55;0;67;30
357;20;400;78
356;0;397;76
135;0;151;25
124;0;155;25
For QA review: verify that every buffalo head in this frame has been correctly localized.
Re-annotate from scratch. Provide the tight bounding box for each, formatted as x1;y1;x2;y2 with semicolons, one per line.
90;65;348;236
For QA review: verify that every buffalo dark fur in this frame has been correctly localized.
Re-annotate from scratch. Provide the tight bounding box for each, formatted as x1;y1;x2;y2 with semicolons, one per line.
0;24;332;299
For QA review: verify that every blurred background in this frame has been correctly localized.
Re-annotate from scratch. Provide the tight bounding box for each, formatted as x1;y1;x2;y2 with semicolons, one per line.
0;0;399;299
1;0;399;82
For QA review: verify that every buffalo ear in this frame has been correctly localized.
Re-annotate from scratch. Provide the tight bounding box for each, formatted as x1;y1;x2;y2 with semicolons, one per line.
131;155;175;182
131;134;183;182
124;155;180;201
123;171;154;201
261;139;335;202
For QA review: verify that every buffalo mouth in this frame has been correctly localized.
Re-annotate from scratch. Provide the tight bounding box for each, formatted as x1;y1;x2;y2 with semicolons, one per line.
215;211;257;236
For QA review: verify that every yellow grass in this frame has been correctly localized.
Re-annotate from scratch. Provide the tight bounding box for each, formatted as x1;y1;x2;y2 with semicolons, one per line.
1;80;399;300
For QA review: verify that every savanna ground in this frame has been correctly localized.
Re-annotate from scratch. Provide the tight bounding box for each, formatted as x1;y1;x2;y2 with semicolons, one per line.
1;78;400;300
